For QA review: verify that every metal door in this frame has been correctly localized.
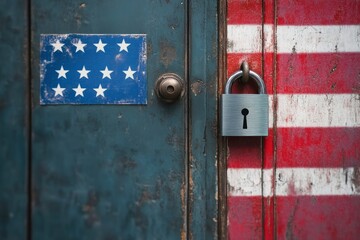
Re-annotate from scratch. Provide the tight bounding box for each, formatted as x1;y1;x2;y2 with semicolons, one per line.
0;0;218;239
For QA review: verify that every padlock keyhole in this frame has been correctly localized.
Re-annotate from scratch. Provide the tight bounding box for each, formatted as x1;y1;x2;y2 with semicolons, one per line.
241;108;249;129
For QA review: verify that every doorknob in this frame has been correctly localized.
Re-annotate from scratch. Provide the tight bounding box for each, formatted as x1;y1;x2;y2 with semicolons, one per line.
155;73;185;103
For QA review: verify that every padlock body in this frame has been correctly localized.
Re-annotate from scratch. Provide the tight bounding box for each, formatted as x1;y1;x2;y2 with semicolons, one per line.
221;94;269;136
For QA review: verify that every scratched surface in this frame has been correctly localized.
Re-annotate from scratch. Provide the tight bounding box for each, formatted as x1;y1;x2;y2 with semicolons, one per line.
31;1;186;239
227;0;360;239
0;0;29;239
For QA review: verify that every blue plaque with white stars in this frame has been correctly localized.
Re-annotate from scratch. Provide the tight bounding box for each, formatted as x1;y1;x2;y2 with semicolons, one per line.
40;34;147;104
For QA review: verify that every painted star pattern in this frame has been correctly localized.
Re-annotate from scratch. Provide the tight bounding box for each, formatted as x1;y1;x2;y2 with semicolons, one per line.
56;66;69;79
94;84;107;97
73;39;86;52
123;66;136;79
117;39;130;52
53;84;65;96
94;39;107;52
72;84;86;97
42;35;145;102
77;66;90;79
51;40;64;52
100;66;113;79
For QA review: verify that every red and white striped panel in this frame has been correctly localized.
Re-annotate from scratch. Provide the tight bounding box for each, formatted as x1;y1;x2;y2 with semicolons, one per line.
227;0;360;239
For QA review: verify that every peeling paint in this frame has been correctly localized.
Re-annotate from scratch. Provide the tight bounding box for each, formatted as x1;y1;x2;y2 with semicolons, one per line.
190;80;205;96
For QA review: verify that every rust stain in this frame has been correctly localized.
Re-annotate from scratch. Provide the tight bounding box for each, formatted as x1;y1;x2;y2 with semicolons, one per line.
180;183;186;240
82;190;101;228
191;80;205;96
227;40;234;51
286;198;300;240
351;167;360;193
159;40;176;67
188;156;194;240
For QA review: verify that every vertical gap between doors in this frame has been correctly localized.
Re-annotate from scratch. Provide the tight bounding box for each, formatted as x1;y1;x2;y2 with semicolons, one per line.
26;0;32;239
185;0;190;239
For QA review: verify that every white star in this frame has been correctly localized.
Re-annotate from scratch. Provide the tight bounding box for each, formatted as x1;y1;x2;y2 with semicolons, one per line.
77;66;90;79
94;39;107;52
51;40;64;52
72;84;86;97
123;66;136;79
52;84;65;97
100;66;113;79
73;39;86;52
94;84;107;97
117;39;130;52
56;66;69;79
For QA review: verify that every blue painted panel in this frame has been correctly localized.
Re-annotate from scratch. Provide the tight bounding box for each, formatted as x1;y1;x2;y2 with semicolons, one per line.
40;34;146;104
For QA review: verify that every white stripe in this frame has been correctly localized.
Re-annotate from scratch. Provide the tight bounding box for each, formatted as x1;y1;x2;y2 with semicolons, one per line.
228;168;360;197
268;94;360;128
227;25;273;53
228;25;360;53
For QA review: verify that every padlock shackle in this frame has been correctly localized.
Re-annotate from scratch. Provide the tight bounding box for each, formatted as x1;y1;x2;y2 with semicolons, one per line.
225;70;266;94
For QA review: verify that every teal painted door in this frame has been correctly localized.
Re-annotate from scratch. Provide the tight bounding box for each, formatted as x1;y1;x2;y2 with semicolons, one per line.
27;0;217;239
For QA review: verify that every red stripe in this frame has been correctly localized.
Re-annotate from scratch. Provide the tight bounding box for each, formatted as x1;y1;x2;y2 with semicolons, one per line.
228;129;275;169
277;128;360;168
277;0;360;25
227;0;262;25
227;0;275;24
276;196;360;240
277;53;360;94
228;197;263;240
228;52;360;94
228;196;275;239
228;0;360;25
227;127;360;169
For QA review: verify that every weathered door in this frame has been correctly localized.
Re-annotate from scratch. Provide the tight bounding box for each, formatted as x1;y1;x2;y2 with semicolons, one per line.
226;0;360;239
0;0;218;239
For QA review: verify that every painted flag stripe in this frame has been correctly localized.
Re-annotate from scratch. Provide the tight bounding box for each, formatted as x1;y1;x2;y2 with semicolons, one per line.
276;196;360;239
227;25;360;53
276;128;360;168
269;94;360;128
228;197;263;239
228;128;360;169
228;0;360;25
228;168;360;197
227;52;360;94
277;0;360;25
229;196;360;240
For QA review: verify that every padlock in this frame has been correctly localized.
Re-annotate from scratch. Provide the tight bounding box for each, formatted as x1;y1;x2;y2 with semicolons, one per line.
221;70;269;136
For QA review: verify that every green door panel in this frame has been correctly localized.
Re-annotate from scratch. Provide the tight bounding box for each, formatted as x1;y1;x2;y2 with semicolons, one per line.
0;0;29;239
31;1;186;239
0;0;218;239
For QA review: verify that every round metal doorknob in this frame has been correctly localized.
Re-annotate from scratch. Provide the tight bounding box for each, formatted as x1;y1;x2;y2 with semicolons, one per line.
155;73;185;103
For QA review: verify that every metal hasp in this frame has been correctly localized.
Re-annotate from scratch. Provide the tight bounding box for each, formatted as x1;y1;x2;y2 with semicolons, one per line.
221;70;269;136
155;73;185;103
